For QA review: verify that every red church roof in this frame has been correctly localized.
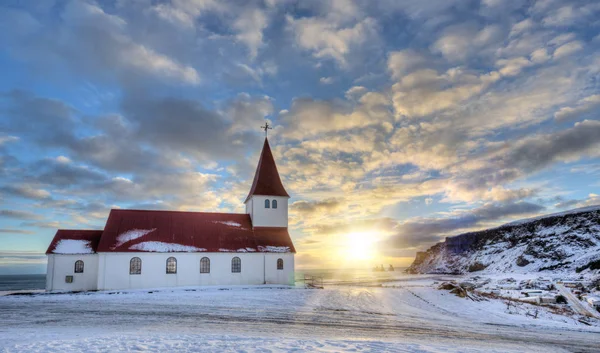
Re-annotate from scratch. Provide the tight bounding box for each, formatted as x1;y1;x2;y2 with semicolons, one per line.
245;138;289;202
48;209;295;254
46;229;103;254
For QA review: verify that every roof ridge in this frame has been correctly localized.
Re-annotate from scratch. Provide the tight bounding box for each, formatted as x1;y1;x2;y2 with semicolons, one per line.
56;229;103;232
110;209;249;216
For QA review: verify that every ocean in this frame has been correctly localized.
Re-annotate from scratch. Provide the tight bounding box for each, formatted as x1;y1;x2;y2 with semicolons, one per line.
0;269;407;291
0;275;46;291
296;268;408;285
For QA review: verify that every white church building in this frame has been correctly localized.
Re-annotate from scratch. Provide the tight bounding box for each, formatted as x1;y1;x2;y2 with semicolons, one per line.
45;138;296;291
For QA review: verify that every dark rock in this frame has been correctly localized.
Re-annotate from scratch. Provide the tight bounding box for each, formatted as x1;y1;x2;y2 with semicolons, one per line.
516;255;530;267
468;262;487;272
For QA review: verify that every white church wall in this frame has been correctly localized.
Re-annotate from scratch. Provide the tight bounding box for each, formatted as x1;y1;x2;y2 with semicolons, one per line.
264;253;295;285
46;254;99;292
246;195;288;228
97;252;295;290
46;255;54;290
245;197;253;217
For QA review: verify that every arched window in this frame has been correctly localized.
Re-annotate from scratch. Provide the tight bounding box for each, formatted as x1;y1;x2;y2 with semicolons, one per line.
200;257;210;273
272;200;278;209
130;257;142;275
231;257;241;273
277;258;283;270
265;199;270;208
166;257;177;274
74;260;84;273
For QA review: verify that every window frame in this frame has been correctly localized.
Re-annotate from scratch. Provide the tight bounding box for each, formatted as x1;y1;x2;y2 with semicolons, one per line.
130;257;142;275
265;199;270;208
277;258;283;270
200;257;210;274
166;257;177;274
272;199;278;209
74;260;84;273
231;257;241;273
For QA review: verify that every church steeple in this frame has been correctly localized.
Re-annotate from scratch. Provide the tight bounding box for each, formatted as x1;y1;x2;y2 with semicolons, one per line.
245;138;289;203
245;137;289;228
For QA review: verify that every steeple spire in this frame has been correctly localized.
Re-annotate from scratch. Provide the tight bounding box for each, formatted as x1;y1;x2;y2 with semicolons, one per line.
245;138;289;203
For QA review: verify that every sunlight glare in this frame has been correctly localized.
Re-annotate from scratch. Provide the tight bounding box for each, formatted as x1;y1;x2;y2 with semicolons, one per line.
342;232;378;262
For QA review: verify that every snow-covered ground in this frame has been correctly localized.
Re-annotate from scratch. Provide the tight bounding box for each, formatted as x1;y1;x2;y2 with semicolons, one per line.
1;276;599;352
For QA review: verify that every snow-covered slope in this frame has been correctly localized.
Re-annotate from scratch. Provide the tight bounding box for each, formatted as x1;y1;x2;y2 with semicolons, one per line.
408;206;600;275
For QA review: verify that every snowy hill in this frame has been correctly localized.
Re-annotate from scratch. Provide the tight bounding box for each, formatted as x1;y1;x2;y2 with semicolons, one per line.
408;206;600;275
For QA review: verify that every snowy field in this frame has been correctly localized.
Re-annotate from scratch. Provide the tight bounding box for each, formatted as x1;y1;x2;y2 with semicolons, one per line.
1;276;600;352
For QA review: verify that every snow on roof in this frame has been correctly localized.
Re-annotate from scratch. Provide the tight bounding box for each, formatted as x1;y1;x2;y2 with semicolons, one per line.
129;241;206;252
53;239;94;254
213;221;242;227
114;228;156;248
257;246;290;253
46;229;103;254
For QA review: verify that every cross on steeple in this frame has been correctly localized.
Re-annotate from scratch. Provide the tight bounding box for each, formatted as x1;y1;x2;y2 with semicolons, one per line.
261;122;272;137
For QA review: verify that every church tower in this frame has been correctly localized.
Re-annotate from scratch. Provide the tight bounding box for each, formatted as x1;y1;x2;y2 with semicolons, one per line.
245;137;289;228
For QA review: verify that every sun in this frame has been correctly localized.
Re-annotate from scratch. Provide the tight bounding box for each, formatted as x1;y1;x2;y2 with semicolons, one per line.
342;232;378;262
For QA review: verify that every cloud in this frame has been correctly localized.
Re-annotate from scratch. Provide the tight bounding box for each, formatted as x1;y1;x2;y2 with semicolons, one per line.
123;43;200;85
20;221;61;229
553;40;584;59
286;1;378;67
555;194;600;209
0;229;36;234
430;23;504;62
224;93;274;133
387;49;429;79
385;201;545;249
490;120;600;174
0;210;43;220
554;94;600;122
0;184;51;200
391;67;500;118
290;199;343;226
542;4;600;27
233;8;268;59
280;97;390;138
3;1;201;86
121;94;261;163
151;0;222;29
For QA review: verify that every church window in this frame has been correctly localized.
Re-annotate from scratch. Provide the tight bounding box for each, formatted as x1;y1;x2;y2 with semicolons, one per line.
200;257;210;273
272;200;277;209
74;260;84;273
166;257;177;274
130;257;142;275
265;199;270;208
277;258;283;270
231;257;241;273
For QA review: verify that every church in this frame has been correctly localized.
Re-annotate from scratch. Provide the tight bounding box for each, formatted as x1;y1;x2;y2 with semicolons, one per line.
45;136;296;291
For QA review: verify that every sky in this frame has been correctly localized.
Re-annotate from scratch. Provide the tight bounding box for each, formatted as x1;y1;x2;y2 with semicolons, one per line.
0;0;599;275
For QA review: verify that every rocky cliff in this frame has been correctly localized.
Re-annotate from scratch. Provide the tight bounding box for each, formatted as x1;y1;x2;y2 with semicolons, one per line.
407;206;600;274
